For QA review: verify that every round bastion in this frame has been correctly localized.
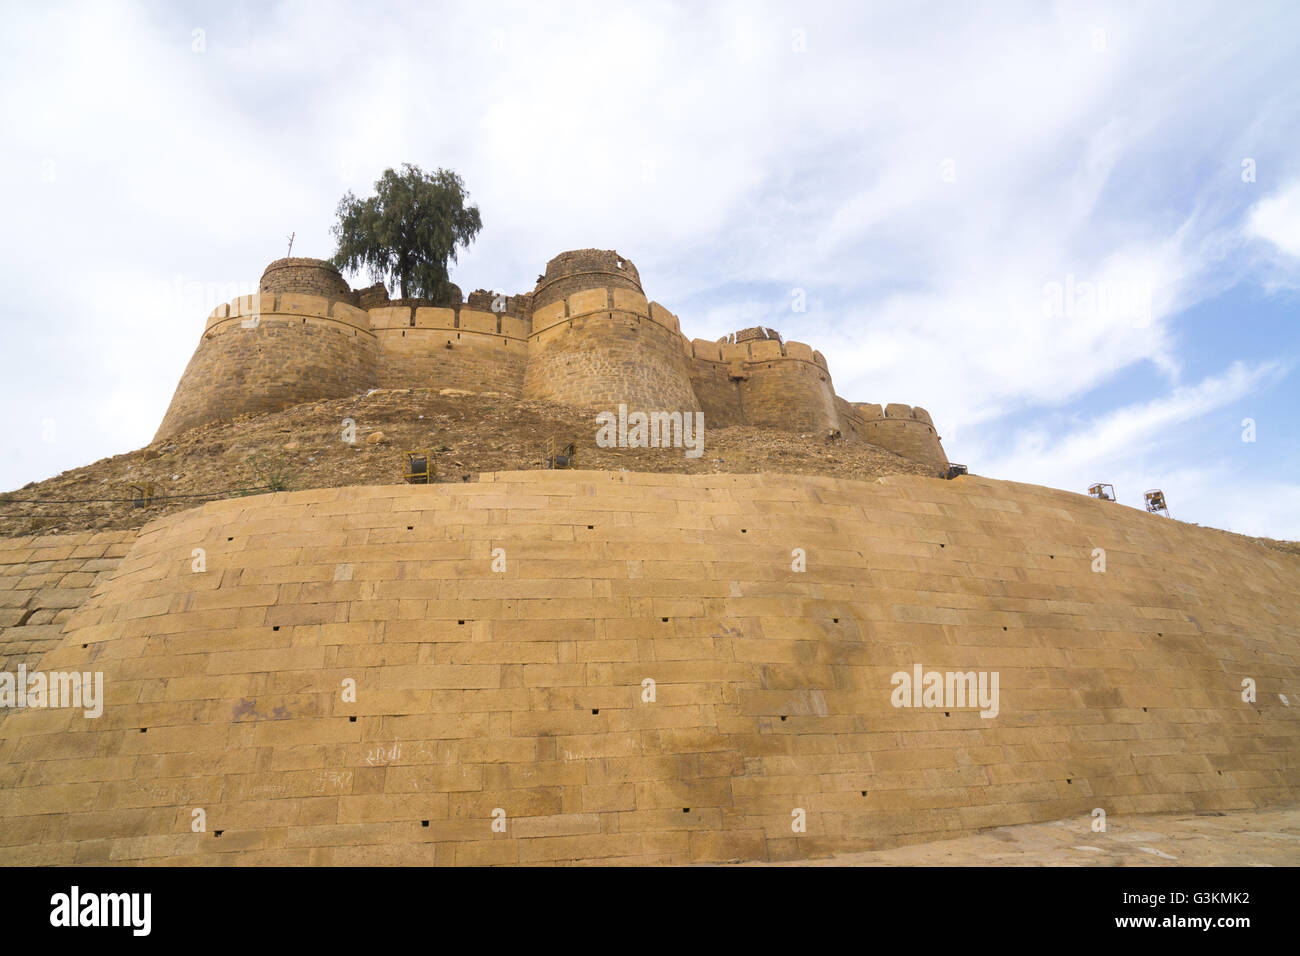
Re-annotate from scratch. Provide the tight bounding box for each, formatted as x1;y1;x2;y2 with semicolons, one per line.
531;249;643;311
259;257;356;301
522;250;699;412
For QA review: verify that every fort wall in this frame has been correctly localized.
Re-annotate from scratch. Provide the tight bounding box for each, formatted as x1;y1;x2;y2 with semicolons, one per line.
685;339;746;427
727;339;839;435
523;286;699;412
849;402;949;474
1;471;1295;864
371;306;529;395
154;293;379;441
154;249;950;469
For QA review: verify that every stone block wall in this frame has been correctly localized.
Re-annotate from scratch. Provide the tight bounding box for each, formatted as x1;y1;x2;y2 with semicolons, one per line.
0;530;135;725
0;471;1295;864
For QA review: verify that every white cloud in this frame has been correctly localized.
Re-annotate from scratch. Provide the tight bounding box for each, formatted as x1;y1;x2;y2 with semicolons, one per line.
1246;179;1300;258
982;359;1289;479
969;360;1298;536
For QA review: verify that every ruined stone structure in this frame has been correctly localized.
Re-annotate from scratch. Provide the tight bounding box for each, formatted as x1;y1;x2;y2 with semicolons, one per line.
155;251;949;474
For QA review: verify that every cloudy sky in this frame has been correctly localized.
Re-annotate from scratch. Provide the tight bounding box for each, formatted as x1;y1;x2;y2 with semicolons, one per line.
2;0;1297;537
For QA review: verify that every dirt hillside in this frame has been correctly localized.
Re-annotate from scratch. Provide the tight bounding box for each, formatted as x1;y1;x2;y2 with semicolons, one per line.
0;389;936;537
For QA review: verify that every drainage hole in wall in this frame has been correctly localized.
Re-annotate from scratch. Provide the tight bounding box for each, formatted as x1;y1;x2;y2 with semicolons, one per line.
833;618;840;624
587;525;593;530
661;617;668;622
780;715;787;722
861;791;868;797
682;807;690;813
421;820;429;827
741;529;747;534
591;709;599;715
407;526;413;531
1002;626;1007;631
944;712;950;717
1066;778;1072;784
140;728;147;733
82;644;87;649
227;537;233;542
349;716;357;723
214;830;223;837
273;626;280;631
1142;707;1148;712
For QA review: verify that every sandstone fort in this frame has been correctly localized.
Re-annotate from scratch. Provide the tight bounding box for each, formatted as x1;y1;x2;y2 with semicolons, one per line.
0;247;1295;868
156;250;950;475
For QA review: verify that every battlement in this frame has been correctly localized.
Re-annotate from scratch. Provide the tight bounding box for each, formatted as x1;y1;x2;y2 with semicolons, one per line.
466;288;531;317
154;248;951;472
204;292;371;335
532;249;642;311
851;402;935;426
699;334;829;371
259;257;355;301
844;402;947;474
719;326;782;346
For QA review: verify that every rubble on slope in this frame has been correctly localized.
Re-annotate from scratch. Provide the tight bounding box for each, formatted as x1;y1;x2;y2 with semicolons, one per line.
0;390;936;537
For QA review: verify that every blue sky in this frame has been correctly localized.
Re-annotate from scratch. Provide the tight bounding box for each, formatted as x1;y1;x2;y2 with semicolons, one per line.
1;0;1297;536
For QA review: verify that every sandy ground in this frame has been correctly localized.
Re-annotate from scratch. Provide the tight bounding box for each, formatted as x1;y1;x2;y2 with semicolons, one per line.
736;806;1300;866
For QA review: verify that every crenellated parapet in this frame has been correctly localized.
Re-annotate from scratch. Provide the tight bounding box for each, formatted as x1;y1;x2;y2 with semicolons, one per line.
155;290;378;441
687;334;837;433
841;401;949;474
152;247;952;472
523;257;697;412
531;249;642;312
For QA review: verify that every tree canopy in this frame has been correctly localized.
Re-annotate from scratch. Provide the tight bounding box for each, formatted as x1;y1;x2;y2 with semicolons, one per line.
331;164;483;302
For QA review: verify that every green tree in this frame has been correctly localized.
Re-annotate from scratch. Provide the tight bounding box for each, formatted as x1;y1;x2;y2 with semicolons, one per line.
331;164;483;302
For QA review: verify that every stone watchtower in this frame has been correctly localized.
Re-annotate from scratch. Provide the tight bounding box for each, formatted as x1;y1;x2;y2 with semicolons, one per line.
521;250;700;412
